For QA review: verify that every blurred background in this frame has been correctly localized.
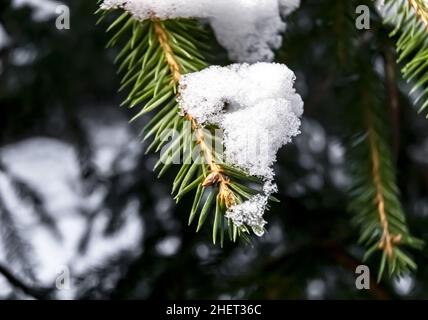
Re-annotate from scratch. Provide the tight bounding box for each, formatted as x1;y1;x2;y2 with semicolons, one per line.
0;0;428;299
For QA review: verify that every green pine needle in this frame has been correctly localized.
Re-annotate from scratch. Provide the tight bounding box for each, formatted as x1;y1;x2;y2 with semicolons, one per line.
99;10;272;244
382;0;428;115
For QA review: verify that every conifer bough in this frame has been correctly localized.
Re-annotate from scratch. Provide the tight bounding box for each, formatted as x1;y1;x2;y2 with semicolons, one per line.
97;0;302;243
381;0;428;113
97;0;428;279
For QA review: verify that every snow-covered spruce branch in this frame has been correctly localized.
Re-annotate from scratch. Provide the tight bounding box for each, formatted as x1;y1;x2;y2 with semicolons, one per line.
97;0;426;278
348;67;423;280
380;0;428;114
98;1;302;243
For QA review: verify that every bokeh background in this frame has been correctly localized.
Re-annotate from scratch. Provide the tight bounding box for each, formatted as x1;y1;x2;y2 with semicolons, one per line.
1;0;428;299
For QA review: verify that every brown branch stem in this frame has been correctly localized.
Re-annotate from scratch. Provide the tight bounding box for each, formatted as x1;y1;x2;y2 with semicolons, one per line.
153;21;235;208
384;47;400;159
408;0;428;30
365;109;401;258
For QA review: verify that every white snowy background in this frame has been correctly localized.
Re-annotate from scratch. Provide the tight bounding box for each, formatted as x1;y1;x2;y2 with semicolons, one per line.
0;110;144;298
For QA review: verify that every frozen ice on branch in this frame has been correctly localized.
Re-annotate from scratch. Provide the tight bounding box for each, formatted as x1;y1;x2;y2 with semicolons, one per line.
100;0;300;62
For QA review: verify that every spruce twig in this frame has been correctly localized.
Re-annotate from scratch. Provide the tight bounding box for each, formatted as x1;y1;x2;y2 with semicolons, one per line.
382;0;428;114
100;13;264;242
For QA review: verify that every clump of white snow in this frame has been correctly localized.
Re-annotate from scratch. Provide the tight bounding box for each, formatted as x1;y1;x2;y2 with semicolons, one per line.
225;195;268;236
279;0;301;15
100;0;300;62
178;63;303;179
178;62;303;236
221;98;301;179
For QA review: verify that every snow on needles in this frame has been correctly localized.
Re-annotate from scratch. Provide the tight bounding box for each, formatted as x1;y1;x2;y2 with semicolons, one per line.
178;63;303;180
178;63;304;236
100;0;300;62
225;195;268;237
